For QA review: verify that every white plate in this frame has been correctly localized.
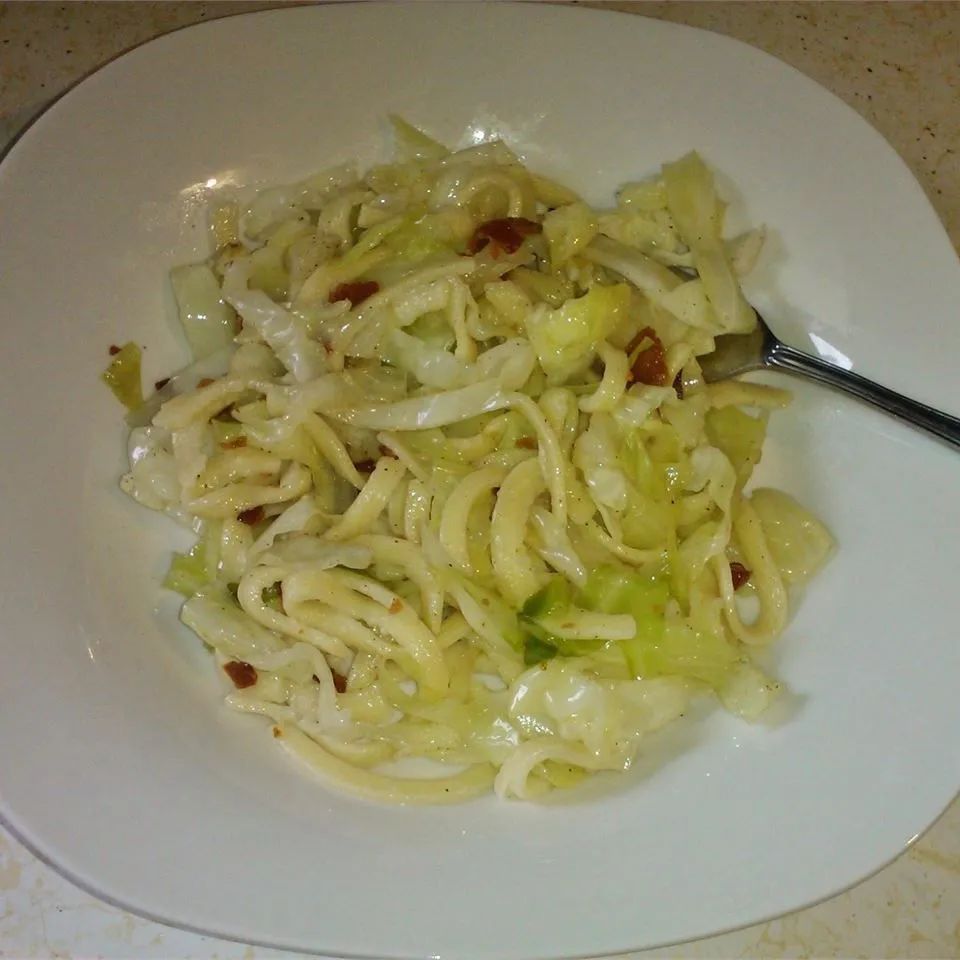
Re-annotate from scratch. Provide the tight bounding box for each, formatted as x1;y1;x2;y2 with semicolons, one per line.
1;4;959;958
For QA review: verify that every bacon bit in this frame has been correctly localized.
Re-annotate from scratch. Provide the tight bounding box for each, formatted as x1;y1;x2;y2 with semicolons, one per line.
672;371;685;399
353;459;377;474
272;726;283;738
730;561;752;591
389;597;403;614
233;314;244;334
108;344;122;356
312;674;321;683
378;443;398;459
329;280;380;307
223;660;258;689
467;217;542;257
154;377;171;391
197;377;215;388
626;326;668;387
322;340;334;355
220;436;247;449
516;436;537;449
237;505;264;525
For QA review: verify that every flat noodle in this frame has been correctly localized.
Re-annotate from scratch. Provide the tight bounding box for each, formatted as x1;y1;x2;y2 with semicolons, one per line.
303;413;365;488
490;458;548;607
353;534;445;634
714;501;787;645
280;726;496;804
439;465;508;573
187;462;312;518
324;457;406;541
237;565;351;659
403;479;430;544
579;342;629;414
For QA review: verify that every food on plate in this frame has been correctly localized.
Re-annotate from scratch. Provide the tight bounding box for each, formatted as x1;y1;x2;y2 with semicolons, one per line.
107;117;833;803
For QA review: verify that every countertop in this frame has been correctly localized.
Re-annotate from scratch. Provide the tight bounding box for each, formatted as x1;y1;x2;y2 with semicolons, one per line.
1;2;959;958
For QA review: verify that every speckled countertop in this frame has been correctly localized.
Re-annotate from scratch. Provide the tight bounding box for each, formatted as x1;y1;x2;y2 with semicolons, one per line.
1;2;959;958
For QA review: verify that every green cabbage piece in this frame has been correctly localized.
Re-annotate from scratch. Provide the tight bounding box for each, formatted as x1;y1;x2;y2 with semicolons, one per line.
162;521;231;598
523;634;559;666
625;622;739;690
597;209;679;259
718;661;781;721
388;115;449;161
483;280;532;328
382;210;468;265
705;405;768;488
578;565;668;648
246;246;289;302
662;152;755;334
170;264;237;360
586;566;737;688
101;342;144;410
508;659;691;762
543;201;598;267
617;178;667;211
520;568;658;662
507;266;575;307
181;591;287;662
750;488;835;585
521;576;570;620
163;544;210;598
522;565;740;689
525;283;631;381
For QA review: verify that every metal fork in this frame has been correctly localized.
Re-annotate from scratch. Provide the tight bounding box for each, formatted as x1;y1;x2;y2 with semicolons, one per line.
698;314;960;450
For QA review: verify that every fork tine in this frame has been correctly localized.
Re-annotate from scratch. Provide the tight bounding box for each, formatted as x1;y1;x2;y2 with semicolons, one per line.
699;322;769;382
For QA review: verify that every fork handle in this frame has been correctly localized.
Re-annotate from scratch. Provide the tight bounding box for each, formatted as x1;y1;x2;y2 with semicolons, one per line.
768;342;960;450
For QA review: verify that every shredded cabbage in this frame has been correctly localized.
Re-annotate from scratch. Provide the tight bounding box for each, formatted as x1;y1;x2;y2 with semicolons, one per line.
170;264;237;360
662;152;756;334
101;342;143;410
109;119;833;803
526;283;631;382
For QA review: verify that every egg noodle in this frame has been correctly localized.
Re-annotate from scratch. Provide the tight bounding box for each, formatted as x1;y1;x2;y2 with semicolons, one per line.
106;118;833;803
